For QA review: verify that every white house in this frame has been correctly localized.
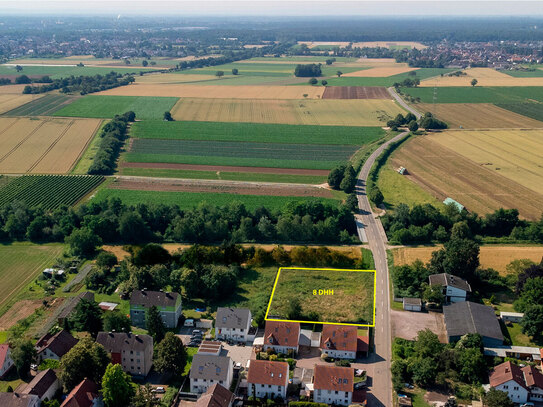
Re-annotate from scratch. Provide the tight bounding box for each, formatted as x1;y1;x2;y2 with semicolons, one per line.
0;345;14;378
247;360;289;400
215;308;252;342
522;365;543;403
190;354;233;394
35;329;78;362
313;365;353;406
320;325;357;360
429;273;471;303
489;361;529;404
20;369;60;401
263;321;300;354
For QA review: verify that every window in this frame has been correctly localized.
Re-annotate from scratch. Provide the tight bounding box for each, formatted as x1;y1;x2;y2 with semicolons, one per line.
216;367;221;374
343;379;347;384
223;317;227;323
286;328;290;334
285;338;288;343
344;332;347;338
199;366;204;373
332;331;336;337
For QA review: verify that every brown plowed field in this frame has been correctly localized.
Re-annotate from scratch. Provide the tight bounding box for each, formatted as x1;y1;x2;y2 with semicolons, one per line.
110;177;334;198
121;162;330;176
391;136;543;220
322;86;391;99
0;300;42;330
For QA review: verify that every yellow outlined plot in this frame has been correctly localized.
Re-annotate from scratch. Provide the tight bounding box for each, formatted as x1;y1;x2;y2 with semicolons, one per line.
265;267;376;327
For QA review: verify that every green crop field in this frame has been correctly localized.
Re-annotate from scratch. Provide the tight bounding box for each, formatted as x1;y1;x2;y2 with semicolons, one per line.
0;64;156;79
249;56;357;62
495;102;543;122
2;94;76;116
404;86;543;104
503;69;543;78
266;267;375;325
0;175;104;209
92;188;340;210
53;95;179;120
131;121;384;145
322;68;455;87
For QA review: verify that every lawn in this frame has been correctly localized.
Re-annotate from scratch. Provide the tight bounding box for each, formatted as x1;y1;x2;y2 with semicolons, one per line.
53;95;179;120
504;322;542;347
0;64;155;79
403;86;543;103
266;267;375;325
502;69;543;77
130;121;385;146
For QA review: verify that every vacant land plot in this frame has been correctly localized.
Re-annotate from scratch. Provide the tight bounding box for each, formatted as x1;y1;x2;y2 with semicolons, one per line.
0;117;102;173
321;86;391;99
171;98;405;126
391;136;543;220
266;268;375;325
0;94;43;115
3;94;77;116
405;86;543;104
344;67;419;77
53;95;179;119
0;175;104;209
393;246;543;275
0;243;63;315
0;299;43;330
416;103;543;128
420;67;543;87
496;102;543;122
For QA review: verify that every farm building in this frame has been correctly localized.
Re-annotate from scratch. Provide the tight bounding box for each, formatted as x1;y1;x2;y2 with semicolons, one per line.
499;311;524;323
403;298;422;312
484;345;542;361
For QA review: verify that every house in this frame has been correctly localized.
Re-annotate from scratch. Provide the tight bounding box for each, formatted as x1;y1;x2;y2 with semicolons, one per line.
428;273;471;303
96;332;153;377
215;308;252;342
35;329;78;362
190;354;234;394
0;393;40;407
313;364;354;406
19;368;60;401
195;383;234;407
500;312;524;323
320;325;357;360
129;290;182;329
58;292;95;325
403;298;422;312
522;365;543;403
0;344;15;378
443;301;503;347
60;378;102;407
489;361;529;403
263;321;300;354
247;360;289;399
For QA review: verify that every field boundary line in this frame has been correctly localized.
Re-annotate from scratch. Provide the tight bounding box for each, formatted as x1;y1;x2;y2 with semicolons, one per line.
69;119;104;173
27;119;76;173
0;118;48;164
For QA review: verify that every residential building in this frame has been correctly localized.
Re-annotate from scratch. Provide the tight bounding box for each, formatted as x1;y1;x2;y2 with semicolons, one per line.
0;393;40;407
60;378;102;407
19;368;60;401
247;360;289;399
96;332;153;377
357;336;370;358
428;273;471;303
190;354;233;394
320;325;357;360
313;365;354;406
195;384;234;407
129;290;182;329
215;308;252;341
522;365;543;403
35;329;78;362
489;361;529;403
0;344;14;378
443;301;503;347
263;321;300;354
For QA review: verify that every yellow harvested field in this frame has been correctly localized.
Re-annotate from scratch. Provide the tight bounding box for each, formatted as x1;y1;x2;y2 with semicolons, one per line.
171;98;405;126
298;41;350;48
135;73;219;84
420;67;543;86
344;66;419;77
393;246;543;275
352;41;428;49
429;129;543;194
0;94;43;114
417;103;543;129
0;117;102;174
97;84;326;99
0;85;30;94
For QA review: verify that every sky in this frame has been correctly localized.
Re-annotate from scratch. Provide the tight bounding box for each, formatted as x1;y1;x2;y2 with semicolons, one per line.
0;0;541;16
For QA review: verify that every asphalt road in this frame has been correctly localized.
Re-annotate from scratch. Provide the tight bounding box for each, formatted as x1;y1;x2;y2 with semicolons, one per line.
387;87;423;119
355;130;409;407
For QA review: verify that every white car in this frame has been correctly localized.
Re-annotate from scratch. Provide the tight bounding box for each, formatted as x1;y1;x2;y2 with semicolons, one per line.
152;386;166;394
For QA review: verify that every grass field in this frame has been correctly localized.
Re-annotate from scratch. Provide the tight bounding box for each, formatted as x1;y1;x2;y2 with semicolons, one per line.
323;68;454;87
416;103;543;128
420;68;543;87
495;102;543;122
0;64;156;79
0;243;63;315
266;268;375;325
404;86;543;104
131;120;384;145
2;94;77;116
170;98;405;126
0;94;43;115
344;66;418;77
53;95;179;119
503;69;543;78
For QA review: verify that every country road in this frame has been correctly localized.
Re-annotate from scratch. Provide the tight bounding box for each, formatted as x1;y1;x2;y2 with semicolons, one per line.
355;130;410;407
387;87;423;118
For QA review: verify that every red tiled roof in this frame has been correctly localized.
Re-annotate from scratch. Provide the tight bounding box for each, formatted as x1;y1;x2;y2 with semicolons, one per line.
313;364;354;393
247;360;289;386
489;361;527;389
195;383;234;407
264;321;300;348
0;344;10;367
60;378;99;407
357;336;369;353
522;365;543;390
320;325;357;353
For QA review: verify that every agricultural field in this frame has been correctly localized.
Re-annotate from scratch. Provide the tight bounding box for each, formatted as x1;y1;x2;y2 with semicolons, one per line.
2;94;77;116
10;56;183;68
321;86;391;99
0;84;30;94
419;67;543;87
390;136;543;220
0;64;158;79
53;95;179;119
297;41;427;49
0;243;64;315
0;175;104;209
266;267;375;325
416;103;543;128
0;94;44;115
170;98;405;126
502;69;543;77
495;102;543;122
404;86;543;104
323;68;454;87
343;66;418;77
0;117;102;173
393;246;543;275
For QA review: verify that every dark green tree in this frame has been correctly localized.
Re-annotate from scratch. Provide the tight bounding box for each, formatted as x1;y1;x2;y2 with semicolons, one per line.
286;298;303;320
308;77;318;85
321;80;328;86
65;227;102;257
11;340;36;379
142;60;148;67
103;311;132;333
428;238;480;280
410;357;436;387
408;120;419;132
336;71;343;77
102;363;134;407
483;389;514;407
96;251;117;269
368;186;384;206
521;304;543;340
215;71;224;79
328;164;346;189
146;305;166;343
70;299;103;337
457;347;486;383
232;68;239;75
132;384;160;407
163;111;173;121
154;332;188;374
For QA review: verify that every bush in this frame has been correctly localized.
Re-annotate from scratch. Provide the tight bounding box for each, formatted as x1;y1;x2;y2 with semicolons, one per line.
334;359;351;367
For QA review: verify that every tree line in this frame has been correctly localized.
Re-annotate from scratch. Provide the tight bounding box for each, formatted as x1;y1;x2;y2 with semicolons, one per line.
22;71;135;95
294;63;322;77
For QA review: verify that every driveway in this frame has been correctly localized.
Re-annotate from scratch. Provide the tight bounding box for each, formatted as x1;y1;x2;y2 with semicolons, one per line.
391;309;447;342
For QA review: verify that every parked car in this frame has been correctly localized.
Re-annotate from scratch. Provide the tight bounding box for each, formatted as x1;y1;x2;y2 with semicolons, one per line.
153;387;166;394
354;382;366;390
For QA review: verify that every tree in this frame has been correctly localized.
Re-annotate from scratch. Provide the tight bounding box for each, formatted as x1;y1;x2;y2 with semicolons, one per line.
414;329;443;359
328;164;346;189
408;120;419;132
132;384;160;407
163;111;173;121
232;68;238;75
471;78;478;87
11;340;36;379
15;65;23;72
96;251;117;269
321;80;328;86
133;243;171;266
146;305;166;342
142;60;148;67
65;227;102;257
119;212;150;243
103;311;132;333
15;75;31;84
294;64;322;77
70;299;103;337
428;237;480;280
308;77;318;85
102;363;134;407
411;357;436;387
336;71;343;77
154;332;188;374
457;347;486;383
514;277;543;312
521;304;543;341
215;71;224;79
59;338;110;392
483;389;514;407
287;298;303;320
368;186;384;206
422;284;444;306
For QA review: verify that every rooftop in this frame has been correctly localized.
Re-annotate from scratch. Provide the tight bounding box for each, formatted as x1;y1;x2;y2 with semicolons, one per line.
190;354;232;381
429;273;471;293
489;361;526;389
313;364;353;392
320;325;358;353
36;329;78;359
130;290;179;308
60;378;99;407
0;393;41;407
19;369;58;399
216;307;251;330
194;384;234;407
96;332;153;353
264;321;300;348
247;360;289;386
443;301;503;343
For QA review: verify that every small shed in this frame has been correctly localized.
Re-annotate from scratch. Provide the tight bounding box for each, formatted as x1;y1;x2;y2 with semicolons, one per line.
403;298;422;312
98;302;118;311
499;311;524;323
